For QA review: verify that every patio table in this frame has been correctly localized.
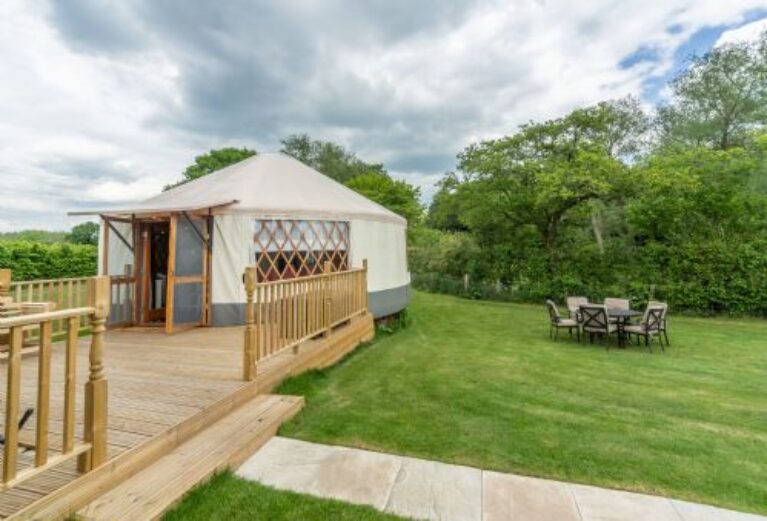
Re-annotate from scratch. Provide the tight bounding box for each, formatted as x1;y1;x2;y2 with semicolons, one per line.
607;308;642;348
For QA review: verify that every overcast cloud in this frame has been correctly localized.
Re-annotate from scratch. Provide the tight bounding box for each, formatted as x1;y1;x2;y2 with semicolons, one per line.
1;0;766;230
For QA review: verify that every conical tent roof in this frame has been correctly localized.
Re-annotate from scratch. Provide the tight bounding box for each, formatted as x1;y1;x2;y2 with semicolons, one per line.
71;153;406;225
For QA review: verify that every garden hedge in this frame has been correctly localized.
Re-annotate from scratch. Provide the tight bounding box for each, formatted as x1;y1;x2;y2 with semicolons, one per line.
0;241;97;281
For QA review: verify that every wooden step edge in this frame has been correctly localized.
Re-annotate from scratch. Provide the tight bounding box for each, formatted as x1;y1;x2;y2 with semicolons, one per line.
6;380;267;521
5;313;370;520
77;395;304;521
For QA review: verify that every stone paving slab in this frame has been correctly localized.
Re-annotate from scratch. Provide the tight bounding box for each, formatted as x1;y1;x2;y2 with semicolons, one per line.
570;483;682;521
237;437;767;521
483;471;580;521
237;437;401;509
386;456;481;521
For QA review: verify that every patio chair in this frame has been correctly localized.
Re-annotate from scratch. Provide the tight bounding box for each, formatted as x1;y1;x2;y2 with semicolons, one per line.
624;304;666;352
648;300;670;345
566;296;589;321
546;300;579;341
604;298;630;324
579;304;617;348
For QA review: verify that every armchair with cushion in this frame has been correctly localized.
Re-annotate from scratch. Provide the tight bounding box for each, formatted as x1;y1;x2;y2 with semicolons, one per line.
624;304;666;351
546;300;579;341
566;296;589;322
579;304;617;348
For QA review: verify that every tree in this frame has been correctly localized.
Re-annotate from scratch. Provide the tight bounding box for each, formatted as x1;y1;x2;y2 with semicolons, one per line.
457;104;629;262
345;172;423;227
0;230;68;244
164;147;256;190
280;134;386;183
629;138;767;243
67;222;100;245
426;172;468;232
657;31;767;150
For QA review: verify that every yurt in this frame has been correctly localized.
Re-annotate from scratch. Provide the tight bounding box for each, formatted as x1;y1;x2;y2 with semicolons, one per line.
70;153;410;331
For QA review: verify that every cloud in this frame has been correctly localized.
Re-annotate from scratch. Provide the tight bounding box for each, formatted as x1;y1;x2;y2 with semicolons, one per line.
716;16;767;46
1;0;766;229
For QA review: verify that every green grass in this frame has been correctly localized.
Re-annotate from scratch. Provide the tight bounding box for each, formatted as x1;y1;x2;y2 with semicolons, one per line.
163;472;407;520
278;291;767;514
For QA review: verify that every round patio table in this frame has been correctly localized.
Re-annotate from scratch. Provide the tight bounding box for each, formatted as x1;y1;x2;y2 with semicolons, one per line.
607;308;642;348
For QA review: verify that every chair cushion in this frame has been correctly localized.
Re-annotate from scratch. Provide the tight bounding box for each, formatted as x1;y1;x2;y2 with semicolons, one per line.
557;318;578;327
583;324;617;333
624;324;653;335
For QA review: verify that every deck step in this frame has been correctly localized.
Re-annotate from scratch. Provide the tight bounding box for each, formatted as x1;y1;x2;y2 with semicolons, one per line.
76;394;303;521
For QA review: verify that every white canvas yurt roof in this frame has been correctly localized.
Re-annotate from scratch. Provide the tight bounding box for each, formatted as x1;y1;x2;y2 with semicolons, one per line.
72;153;406;226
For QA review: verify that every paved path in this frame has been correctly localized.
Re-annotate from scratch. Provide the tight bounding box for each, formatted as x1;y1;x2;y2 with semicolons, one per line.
237;437;765;521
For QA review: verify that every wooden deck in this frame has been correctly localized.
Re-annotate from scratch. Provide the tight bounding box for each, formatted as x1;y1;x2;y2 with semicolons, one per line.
0;313;374;519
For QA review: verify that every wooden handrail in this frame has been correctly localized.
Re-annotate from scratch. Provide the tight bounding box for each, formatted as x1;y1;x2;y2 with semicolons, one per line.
10;275;92;285
242;262;369;380
1;276;110;491
6;274;94;339
0;307;95;328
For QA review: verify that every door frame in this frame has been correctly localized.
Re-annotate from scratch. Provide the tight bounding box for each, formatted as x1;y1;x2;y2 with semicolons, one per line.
165;213;211;333
137;219;170;325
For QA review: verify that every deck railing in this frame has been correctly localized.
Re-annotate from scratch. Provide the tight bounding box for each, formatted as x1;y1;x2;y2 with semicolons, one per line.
6;275;92;337
1;270;135;333
242;261;368;380
0;276;109;490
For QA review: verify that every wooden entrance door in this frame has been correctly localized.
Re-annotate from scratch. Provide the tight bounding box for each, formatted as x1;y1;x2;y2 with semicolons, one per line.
166;214;209;333
139;221;170;324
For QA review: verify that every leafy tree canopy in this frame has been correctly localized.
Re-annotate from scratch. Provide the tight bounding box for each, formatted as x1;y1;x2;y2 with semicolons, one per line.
629;136;767;243
280;134;387;183
426;172;467;232
67;221;100;245
164;147;257;190
457;100;634;257
657;31;767;150
0;230;68;244
345;172;423;227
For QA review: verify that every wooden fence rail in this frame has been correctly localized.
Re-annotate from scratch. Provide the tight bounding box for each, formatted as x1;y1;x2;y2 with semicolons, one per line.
6;275;93;338
0;276;110;491
243;261;368;380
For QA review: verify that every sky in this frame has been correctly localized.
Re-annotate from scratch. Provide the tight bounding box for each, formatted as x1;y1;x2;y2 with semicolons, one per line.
1;1;766;231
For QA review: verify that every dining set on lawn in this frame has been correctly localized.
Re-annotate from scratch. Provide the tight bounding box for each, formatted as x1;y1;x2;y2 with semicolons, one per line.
546;296;670;351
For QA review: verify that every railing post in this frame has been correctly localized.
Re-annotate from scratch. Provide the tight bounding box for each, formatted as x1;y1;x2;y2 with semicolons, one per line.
362;258;369;312
322;262;332;337
0;268;10;299
79;276;110;472
243;267;257;381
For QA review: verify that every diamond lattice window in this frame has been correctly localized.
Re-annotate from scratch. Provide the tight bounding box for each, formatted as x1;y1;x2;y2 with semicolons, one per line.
251;219;350;282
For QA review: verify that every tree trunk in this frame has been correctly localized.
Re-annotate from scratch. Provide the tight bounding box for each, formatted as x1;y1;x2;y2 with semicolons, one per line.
591;211;604;254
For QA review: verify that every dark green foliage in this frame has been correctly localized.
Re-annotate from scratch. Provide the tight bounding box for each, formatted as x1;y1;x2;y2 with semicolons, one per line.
66;221;99;245
280;134;386;183
345;172;423;227
0;241;97;280
657;31;767;150
415;238;767;315
164;147;257;190
416;50;767;316
0;230;68;244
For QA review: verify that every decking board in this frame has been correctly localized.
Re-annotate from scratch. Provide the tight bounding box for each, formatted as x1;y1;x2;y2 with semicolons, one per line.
0;313;374;519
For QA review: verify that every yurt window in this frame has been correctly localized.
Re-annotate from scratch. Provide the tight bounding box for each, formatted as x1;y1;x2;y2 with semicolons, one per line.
252;219;349;282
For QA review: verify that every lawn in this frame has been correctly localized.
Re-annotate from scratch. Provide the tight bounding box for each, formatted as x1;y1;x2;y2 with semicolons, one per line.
163;472;407;521
278;291;767;515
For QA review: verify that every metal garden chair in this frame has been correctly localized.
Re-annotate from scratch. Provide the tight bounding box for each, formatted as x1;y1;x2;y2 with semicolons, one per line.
546;300;579;341
579;304;617;348
624;304;666;352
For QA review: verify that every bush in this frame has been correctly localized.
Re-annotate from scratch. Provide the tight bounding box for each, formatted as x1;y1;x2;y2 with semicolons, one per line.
0;241;97;280
411;238;767;317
